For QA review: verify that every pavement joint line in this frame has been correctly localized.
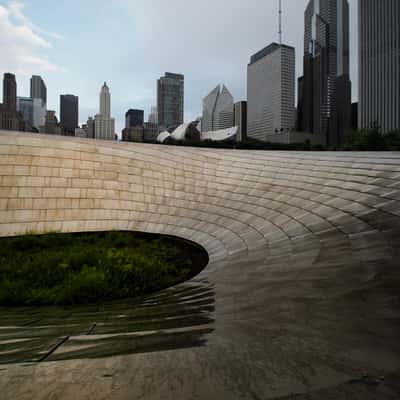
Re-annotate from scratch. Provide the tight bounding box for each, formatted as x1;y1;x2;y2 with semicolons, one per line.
87;323;97;335
38;336;70;363
22;319;42;327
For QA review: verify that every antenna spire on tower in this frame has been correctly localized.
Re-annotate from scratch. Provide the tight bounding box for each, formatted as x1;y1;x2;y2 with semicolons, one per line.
278;0;282;45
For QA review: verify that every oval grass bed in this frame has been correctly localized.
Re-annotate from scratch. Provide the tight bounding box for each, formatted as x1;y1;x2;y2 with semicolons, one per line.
0;231;208;306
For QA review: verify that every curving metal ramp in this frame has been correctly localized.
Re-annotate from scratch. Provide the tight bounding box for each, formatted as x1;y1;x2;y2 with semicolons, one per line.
0;131;400;399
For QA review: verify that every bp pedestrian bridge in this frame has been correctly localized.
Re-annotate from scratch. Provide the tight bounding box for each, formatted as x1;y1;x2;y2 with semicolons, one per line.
0;131;399;399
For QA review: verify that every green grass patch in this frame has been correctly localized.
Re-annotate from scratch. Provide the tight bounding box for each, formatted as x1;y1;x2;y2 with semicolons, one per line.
0;231;208;306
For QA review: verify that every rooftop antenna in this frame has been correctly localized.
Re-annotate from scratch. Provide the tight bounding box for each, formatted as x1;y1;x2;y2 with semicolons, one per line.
278;0;282;45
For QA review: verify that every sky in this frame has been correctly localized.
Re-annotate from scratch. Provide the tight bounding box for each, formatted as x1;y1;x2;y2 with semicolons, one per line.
0;0;358;133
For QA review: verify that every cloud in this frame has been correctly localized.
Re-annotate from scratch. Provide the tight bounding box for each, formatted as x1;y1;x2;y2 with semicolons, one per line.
8;1;64;40
0;1;63;75
121;0;358;118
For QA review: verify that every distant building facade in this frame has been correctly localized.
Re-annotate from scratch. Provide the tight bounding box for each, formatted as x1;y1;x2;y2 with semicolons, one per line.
17;97;46;130
298;0;351;146
75;126;93;138
157;72;184;129
16;97;34;129
60;94;79;135
202;86;219;133
0;73;24;131
148;106;158;124
351;102;358;130
32;98;46;130
122;126;144;142
3;73;17;112
234;101;247;141
30;75;47;106
40;111;62;135
358;0;400;133
202;85;234;132
143;122;159;142
75;127;88;138
94;82;115;140
86;117;95;138
125;109;144;128
247;43;295;141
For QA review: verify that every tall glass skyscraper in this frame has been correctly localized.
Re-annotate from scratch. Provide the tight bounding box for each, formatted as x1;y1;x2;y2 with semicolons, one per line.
0;73;24;131
60;94;79;136
125;109;144;128
359;0;400;133
3;73;17;112
298;0;351;146
16;97;34;128
30;76;47;106
157;72;184;129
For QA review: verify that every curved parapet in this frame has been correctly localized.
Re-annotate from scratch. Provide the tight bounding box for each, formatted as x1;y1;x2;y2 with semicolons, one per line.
0;131;400;399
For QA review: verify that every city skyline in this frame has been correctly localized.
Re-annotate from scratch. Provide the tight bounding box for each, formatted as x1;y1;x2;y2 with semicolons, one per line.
0;0;358;133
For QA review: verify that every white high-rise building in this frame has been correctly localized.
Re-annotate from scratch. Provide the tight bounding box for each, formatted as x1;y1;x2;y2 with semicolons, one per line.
202;85;234;132
247;43;295;141
359;0;400;133
95;82;115;140
100;82;110;117
202;86;219;132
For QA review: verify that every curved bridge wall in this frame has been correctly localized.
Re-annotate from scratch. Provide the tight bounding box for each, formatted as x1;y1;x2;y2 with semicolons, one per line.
1;131;400;398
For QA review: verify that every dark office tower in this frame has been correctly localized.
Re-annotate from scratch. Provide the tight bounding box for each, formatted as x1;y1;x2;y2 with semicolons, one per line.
3;73;17;112
0;73;24;131
296;76;304;131
351;102;358;130
30;75;47;105
157;72;184;129
298;0;351;146
359;0;400;133
125;109;144;128
234;101;247;142
60;94;78;135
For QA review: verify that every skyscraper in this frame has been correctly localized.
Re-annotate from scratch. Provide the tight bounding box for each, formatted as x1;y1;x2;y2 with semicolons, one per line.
16;97;34;129
202;85;234;132
86;117;95;139
125;109;144;128
298;0;351;146
3;73;17;112
247;43;295;141
234;101;247;141
94;82;115;140
60;94;79;135
157;72;184;129
202;86;219;133
148;106;158;124
358;0;400;133
0;73;24;131
17;97;46;130
30;75;47;106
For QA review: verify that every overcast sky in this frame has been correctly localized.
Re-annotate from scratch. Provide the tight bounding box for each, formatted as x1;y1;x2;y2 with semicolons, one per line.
0;0;358;132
